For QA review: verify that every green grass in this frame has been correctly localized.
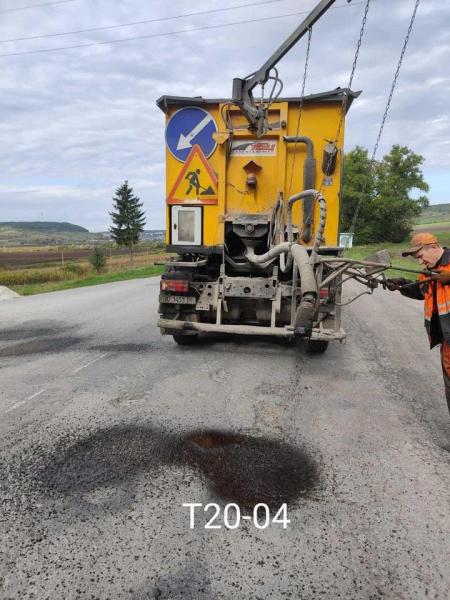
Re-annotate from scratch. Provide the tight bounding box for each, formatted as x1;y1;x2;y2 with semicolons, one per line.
414;220;450;230
417;217;450;225
345;236;450;279
346;246;417;279
11;265;164;296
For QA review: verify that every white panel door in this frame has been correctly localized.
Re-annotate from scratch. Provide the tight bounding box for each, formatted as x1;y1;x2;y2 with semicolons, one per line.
171;206;202;245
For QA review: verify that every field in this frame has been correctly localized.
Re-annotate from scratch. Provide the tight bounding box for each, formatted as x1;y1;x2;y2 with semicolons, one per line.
0;246;162;269
0;242;169;295
10;264;165;296
413;221;450;234
414;204;450;232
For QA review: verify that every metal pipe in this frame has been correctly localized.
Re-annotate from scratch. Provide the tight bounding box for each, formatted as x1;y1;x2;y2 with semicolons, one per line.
324;257;436;276
245;241;292;265
246;237;318;336
245;239;318;299
159;318;291;337
158;319;345;340
319;262;351;289
283;136;314;159
283;137;316;241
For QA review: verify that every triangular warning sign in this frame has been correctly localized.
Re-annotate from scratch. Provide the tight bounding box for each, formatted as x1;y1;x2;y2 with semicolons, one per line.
167;145;218;205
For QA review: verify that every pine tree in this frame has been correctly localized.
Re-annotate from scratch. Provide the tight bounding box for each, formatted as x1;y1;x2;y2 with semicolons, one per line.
89;247;107;273
109;181;146;266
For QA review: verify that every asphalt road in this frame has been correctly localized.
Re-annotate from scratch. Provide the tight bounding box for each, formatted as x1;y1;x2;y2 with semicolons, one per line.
1;277;449;600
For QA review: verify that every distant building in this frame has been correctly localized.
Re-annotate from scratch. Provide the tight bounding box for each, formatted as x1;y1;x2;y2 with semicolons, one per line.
139;230;165;242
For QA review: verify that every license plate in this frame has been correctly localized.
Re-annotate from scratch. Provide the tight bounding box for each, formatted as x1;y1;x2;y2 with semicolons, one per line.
159;294;196;305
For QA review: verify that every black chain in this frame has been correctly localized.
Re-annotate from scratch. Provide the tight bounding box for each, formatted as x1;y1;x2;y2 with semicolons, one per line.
370;0;420;164
299;0;371;241
287;27;313;201
345;0;421;253
332;0;371;149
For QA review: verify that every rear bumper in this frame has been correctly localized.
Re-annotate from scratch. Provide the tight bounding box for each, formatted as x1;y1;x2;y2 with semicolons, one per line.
157;318;345;341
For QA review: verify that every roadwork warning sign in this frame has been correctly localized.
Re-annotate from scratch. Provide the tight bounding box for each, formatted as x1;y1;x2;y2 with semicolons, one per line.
167;145;218;205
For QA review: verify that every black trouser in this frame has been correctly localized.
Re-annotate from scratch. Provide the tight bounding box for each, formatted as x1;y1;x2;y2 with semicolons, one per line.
440;341;450;415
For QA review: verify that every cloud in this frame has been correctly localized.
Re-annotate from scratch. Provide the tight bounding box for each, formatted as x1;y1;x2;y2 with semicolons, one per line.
0;0;448;231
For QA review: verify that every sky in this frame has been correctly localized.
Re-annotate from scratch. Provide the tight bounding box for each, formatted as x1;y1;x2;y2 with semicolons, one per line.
0;0;449;232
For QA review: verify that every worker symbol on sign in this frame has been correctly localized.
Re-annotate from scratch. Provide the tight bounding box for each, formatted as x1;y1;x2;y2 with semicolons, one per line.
185;169;201;195
167;145;218;205
185;169;215;196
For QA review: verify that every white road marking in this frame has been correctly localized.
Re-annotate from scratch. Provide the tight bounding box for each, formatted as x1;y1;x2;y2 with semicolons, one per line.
72;354;106;374
5;388;47;414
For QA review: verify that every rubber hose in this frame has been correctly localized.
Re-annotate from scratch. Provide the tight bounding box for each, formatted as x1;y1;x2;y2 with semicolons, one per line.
291;244;318;298
280;189;327;273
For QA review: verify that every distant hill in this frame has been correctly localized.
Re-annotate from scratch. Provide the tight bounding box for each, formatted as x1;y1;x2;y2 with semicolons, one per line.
415;203;450;234
422;203;450;214
0;221;88;233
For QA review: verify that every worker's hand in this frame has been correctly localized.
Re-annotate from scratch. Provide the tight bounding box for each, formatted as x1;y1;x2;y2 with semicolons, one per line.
429;271;450;285
386;278;404;291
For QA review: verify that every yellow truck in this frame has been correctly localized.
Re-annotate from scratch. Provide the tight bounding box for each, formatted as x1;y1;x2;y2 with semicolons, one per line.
156;0;385;352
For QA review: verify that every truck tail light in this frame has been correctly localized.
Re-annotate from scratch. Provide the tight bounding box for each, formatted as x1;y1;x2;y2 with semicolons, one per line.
161;279;189;293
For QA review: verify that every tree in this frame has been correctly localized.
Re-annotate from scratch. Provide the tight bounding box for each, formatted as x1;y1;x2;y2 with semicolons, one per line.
341;145;430;244
90;247;106;273
372;145;429;243
109;181;146;265
340;146;376;245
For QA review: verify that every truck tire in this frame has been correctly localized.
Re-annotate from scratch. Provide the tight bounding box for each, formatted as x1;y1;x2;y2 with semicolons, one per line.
173;334;198;345
305;339;329;354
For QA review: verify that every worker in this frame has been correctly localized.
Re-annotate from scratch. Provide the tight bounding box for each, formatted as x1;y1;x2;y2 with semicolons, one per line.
386;233;450;414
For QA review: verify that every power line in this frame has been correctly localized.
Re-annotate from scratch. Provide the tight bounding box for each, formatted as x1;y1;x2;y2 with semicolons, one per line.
0;0;75;14
0;1;375;58
1;0;284;43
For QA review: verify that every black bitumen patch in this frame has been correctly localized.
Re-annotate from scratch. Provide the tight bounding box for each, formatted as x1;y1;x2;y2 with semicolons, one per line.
0;336;83;357
0;320;76;341
0;320;84;356
37;425;318;510
90;343;154;353
0;322;155;357
38;426;177;494
185;430;317;509
1;327;57;342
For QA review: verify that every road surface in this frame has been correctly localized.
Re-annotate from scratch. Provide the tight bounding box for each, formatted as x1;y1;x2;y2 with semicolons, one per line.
1;277;449;599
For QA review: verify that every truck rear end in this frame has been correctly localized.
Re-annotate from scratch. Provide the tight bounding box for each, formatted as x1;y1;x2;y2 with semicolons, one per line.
157;90;359;351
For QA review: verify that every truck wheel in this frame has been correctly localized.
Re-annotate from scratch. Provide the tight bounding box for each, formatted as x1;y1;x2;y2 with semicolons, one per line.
173;334;198;345
305;339;329;354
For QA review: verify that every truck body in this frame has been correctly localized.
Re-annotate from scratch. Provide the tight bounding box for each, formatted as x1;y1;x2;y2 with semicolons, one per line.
157;89;360;351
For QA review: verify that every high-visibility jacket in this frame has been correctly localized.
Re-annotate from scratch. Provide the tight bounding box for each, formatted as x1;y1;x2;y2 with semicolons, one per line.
400;247;450;349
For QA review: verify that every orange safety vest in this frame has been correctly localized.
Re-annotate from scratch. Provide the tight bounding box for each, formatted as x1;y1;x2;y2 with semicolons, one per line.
420;248;450;348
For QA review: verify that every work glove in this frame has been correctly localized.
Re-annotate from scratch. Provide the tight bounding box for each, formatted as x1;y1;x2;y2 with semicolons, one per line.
430;271;450;285
386;277;406;291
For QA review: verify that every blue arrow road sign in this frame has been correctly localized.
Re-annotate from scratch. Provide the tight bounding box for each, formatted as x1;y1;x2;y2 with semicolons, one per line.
165;107;218;162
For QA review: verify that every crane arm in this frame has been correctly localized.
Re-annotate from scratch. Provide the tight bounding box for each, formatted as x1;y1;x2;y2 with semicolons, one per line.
232;0;352;134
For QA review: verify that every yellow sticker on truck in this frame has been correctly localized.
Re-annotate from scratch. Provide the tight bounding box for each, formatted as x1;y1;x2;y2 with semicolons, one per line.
230;140;277;156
